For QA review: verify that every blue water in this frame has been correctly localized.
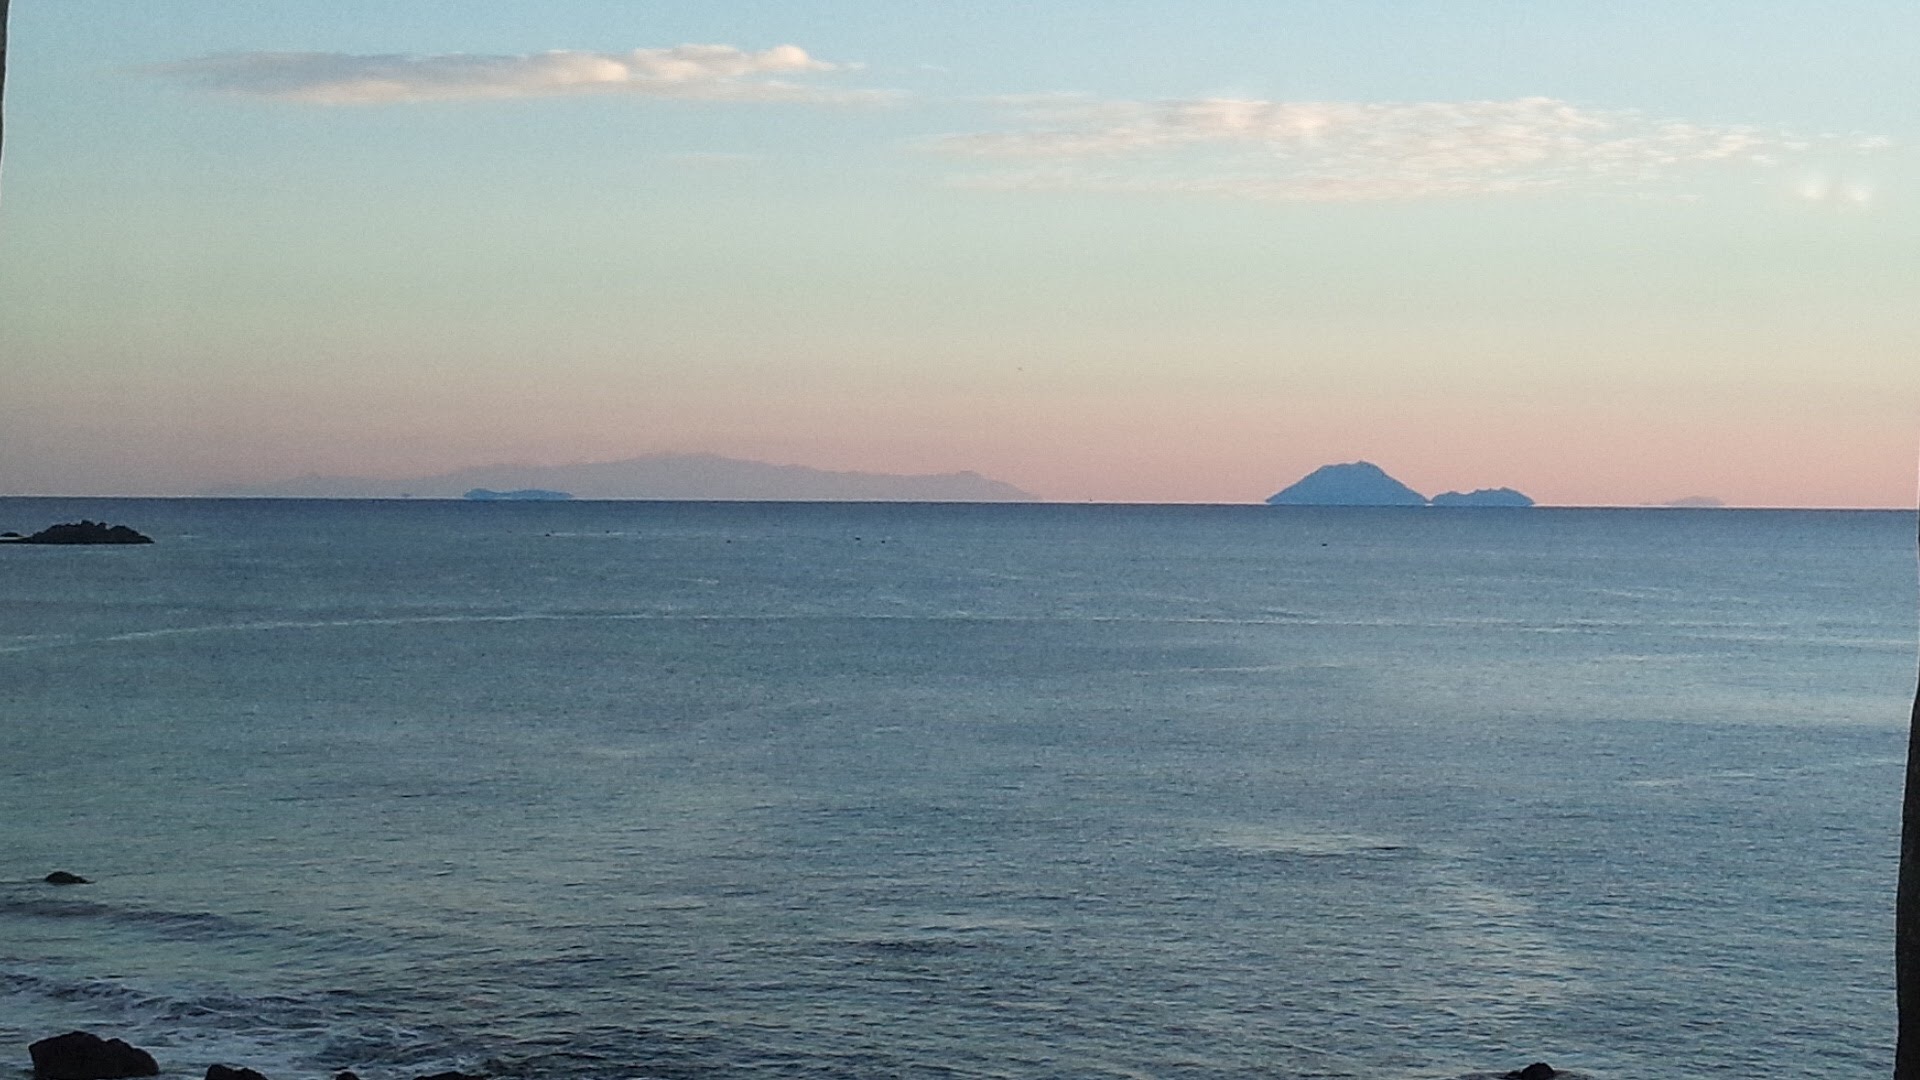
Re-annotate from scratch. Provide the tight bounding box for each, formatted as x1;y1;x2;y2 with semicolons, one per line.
0;499;1913;1079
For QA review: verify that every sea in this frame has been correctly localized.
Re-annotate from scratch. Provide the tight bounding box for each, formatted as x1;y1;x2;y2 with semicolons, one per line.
1;498;1914;1080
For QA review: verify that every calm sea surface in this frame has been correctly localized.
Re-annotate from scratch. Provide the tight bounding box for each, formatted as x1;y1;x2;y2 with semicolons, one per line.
1;499;1914;1080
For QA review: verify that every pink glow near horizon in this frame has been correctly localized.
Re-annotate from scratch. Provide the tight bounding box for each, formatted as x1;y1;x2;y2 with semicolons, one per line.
1;8;1912;506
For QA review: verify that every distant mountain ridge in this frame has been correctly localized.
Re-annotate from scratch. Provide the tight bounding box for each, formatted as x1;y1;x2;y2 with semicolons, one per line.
1431;487;1534;508
1266;462;1534;507
464;488;574;501
211;453;1036;502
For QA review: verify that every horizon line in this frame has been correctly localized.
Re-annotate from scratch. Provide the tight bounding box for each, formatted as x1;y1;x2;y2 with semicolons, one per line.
0;494;1911;512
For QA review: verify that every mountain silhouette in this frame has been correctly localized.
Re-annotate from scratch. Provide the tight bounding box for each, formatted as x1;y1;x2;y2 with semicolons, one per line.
1431;487;1534;507
211;453;1036;502
1266;462;1428;506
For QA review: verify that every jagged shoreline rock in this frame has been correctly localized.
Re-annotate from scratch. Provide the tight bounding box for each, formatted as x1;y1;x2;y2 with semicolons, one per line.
1;521;153;545
22;1036;494;1080
28;1032;159;1080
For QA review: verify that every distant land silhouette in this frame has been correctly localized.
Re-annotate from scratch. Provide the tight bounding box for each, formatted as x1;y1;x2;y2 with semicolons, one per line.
1267;462;1534;507
211;453;1036;502
1267;462;1428;506
1431;487;1535;508
464;488;573;501
1663;495;1726;508
0;520;154;545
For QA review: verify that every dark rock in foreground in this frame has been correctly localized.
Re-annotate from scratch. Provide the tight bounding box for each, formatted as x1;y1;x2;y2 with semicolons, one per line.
1431;487;1535;508
1505;1064;1557;1080
1267;461;1428;506
43;871;90;885
3;521;153;545
28;1032;159;1080
206;1066;269;1080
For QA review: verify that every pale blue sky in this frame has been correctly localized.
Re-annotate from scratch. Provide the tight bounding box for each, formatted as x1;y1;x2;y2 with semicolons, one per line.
2;2;1913;502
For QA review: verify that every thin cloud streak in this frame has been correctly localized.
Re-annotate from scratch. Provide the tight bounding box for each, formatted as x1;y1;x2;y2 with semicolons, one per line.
142;44;1888;203
145;44;890;105
929;94;1889;201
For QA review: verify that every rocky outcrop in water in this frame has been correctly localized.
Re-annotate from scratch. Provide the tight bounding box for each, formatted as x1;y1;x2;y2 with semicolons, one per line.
3;521;153;545
1505;1064;1558;1080
27;1032;160;1080
205;1067;269;1080
42;871;89;885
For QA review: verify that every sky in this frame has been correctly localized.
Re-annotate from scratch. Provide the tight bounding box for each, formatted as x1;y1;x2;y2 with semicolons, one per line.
0;1;1914;505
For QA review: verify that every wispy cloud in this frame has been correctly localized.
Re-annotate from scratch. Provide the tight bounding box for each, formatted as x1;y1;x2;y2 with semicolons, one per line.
928;94;1888;202
146;44;888;105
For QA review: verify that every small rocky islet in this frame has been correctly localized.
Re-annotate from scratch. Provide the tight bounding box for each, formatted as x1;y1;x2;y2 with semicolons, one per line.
0;521;153;545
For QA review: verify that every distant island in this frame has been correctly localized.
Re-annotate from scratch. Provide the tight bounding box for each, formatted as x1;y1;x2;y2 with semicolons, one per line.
1267;462;1426;506
1266;462;1534;508
1431;487;1534;508
464;488;574;501
209;453;1037;502
0;520;154;544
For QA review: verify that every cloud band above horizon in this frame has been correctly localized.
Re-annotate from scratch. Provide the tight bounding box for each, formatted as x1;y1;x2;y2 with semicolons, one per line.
145;44;879;105
931;94;1890;202
140;44;1889;204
